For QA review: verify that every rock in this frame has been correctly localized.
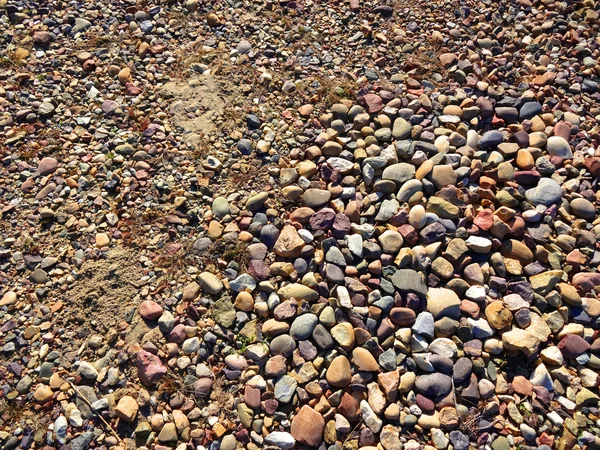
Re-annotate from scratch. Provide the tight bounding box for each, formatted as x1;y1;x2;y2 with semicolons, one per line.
326;355;352;387
382;163;415;183
137;350;167;386
197;272;223;294
546;136;573;159
525;178;563;206
570;198;596;219
479;130;504;148
502;329;539;356
37;157;58;175
485;301;513;329
139;300;164;320
158;423;178;443
274;225;306;258
415;373;452;398
274;375;298;403
212;197;230;218
278;284;319;301
427;288;461;319
290;314;319;340
213;298;236;327
352;347;380;371
265;432;296;450
558;334;590;359
34;385;53;402
115;396;138;422
302;189;332;208
391;269;427;297
291;405;325;447
246;192;269;211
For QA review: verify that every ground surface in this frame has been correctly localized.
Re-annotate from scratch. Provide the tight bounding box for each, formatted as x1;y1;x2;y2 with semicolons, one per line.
1;0;600;450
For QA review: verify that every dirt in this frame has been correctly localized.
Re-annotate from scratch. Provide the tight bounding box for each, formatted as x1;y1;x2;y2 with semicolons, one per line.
65;247;142;333
162;76;227;147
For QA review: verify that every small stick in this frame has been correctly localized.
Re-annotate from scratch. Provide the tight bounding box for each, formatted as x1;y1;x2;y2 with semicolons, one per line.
69;381;128;450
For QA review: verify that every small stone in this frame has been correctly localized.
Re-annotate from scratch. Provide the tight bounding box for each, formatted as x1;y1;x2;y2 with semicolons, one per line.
34;385;53;402
115;396;138;422
139;300;164;320
198;272;223;294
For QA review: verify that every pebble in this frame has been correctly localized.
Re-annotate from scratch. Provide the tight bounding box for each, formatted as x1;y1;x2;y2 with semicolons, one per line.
2;2;600;450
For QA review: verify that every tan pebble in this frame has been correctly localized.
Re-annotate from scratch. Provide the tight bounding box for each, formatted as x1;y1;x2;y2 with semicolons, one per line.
117;67;131;84
34;385;53;402
115;395;139;422
0;291;17;306
95;233;110;247
234;292;254;312
516;149;535;169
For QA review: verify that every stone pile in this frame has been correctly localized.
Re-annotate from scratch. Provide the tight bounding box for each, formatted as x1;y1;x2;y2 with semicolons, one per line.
1;0;600;449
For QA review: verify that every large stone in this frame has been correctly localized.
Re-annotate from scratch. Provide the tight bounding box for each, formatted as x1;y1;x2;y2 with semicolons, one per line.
264;432;296;450
525;178;563;206
302;189;332;208
570;198;596;220
415;373;453;399
37;157;58;175
273;225;305;258
382;163;415;184
393;118;412;139
115;396;138;422
274;375;298;403
391;269;427;297
326;355;352;387
291;405;325;447
502;329;540;356
558;334;590;359
529;270;564;295
136;350;167;386
290;314;319;340
546;136;573;159
485;301;513;329
352;347;380;371
213;298;236;327
427;288;461;319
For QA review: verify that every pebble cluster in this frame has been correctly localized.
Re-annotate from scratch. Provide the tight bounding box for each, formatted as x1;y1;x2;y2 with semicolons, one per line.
2;0;600;450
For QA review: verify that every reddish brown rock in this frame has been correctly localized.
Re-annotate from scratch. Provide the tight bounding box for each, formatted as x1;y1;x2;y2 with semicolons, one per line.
363;93;383;114
558;334;590;359
139;300;164;320
338;392;360;422
439;53;458;67
573;272;600;295
37;157;58;176
473;209;494;230
136;350;167;386
585;157;600;177
378;370;399;401
291;405;325;447
511;376;533;396
389;307;416;326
